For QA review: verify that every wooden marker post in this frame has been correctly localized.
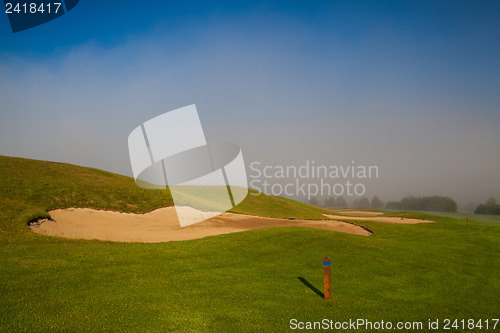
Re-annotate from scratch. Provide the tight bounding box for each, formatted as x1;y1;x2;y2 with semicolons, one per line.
323;257;331;300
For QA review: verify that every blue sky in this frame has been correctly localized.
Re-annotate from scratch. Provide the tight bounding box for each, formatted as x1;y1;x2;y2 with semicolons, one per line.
1;1;499;206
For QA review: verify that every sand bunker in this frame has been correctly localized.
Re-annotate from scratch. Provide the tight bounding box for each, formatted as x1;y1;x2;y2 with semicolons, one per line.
30;207;372;242
331;210;384;217
324;214;434;224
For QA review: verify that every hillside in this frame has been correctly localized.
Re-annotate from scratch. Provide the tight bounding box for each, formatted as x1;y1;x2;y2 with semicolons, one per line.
0;155;332;235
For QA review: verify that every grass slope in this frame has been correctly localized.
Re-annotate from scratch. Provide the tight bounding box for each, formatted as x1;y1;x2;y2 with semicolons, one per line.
0;156;331;236
1;155;499;332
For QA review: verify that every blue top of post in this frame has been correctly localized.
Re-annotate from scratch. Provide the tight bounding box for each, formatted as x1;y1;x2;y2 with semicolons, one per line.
323;257;330;266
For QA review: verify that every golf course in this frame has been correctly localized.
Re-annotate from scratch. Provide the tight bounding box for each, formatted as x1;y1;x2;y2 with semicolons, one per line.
1;155;499;332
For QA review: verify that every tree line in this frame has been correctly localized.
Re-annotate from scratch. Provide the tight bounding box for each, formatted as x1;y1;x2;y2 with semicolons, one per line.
316;195;384;209
474;197;500;215
385;196;457;212
313;195;458;212
311;195;500;215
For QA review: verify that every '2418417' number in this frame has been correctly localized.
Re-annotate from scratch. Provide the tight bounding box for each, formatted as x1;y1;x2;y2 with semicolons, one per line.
5;2;62;14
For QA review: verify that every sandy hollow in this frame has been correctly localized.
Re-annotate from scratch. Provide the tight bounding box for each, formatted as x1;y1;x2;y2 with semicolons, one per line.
323;214;434;224
30;206;372;243
329;210;384;217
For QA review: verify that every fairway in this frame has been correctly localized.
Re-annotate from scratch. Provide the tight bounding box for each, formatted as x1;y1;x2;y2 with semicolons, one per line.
1;156;499;332
411;211;500;224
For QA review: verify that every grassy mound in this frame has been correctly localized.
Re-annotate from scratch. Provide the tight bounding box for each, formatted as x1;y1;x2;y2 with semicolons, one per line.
0;155;331;235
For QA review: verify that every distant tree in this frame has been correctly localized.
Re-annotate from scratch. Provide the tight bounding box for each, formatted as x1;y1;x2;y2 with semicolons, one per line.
352;197;370;208
486;197;498;207
324;196;336;208
385;201;400;210
309;196;319;206
370;195;384;209
335;196;348;208
474;197;500;215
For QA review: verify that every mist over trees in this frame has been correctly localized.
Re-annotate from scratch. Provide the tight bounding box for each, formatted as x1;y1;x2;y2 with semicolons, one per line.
474;197;500;215
352;197;370;208
301;194;465;214
370;196;384;209
309;196;319;206
385;195;457;212
324;196;336;208
303;193;500;215
322;196;348;208
351;196;384;209
320;195;385;210
335;196;348;208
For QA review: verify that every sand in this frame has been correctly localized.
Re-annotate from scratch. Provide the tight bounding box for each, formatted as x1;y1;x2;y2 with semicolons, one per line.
323;214;434;224
330;209;384;217
30;206;372;242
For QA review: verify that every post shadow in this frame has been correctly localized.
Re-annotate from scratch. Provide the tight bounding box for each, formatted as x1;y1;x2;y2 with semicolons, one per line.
298;277;324;298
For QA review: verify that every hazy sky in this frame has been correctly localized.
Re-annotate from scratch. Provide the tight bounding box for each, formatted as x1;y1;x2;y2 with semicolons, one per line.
1;1;499;207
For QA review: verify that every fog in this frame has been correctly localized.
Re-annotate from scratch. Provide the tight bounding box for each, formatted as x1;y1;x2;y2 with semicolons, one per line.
1;2;499;210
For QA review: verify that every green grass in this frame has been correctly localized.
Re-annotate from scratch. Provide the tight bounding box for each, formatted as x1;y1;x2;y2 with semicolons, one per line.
1;155;499;332
410;210;500;223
